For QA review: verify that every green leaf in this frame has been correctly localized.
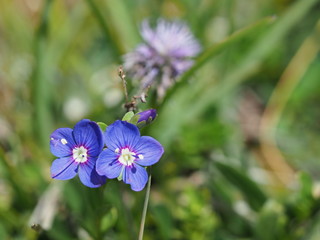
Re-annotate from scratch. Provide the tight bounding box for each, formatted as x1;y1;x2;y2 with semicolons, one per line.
122;111;134;122
129;114;141;125
215;162;267;211
97;122;108;132
254;200;287;240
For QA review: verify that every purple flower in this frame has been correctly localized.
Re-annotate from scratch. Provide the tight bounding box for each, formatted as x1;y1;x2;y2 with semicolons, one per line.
50;119;106;188
123;19;201;98
136;109;157;127
96;120;164;191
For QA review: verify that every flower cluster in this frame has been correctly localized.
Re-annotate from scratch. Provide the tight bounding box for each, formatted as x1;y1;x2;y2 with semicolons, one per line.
49;110;164;191
123;19;201;98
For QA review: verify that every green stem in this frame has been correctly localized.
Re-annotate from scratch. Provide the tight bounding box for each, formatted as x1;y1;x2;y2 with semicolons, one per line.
138;174;152;240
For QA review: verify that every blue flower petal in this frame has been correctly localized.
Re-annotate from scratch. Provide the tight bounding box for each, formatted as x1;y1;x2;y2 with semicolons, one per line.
51;157;78;180
96;149;123;179
50;128;75;158
78;158;106;188
104;120;140;150
73;119;104;157
123;164;148;191
134;136;164;166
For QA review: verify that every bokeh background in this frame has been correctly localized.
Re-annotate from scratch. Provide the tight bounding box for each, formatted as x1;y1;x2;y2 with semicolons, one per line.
1;0;320;239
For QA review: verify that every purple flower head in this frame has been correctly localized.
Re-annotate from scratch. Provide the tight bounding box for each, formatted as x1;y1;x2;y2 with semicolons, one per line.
123;19;201;98
50;119;106;188
96;120;164;191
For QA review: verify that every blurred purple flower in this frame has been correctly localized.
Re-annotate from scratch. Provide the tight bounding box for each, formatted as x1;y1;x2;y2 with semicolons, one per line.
50;119;106;188
123;19;201;98
96;120;164;191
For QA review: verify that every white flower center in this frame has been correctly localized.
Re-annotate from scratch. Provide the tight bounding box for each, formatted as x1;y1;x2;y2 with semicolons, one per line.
73;146;88;163
118;148;137;166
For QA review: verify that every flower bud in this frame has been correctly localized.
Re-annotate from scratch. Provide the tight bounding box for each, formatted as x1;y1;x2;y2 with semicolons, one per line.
136;109;157;127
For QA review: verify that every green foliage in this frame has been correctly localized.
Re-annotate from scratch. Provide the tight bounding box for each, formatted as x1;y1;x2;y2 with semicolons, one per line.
254;200;287;240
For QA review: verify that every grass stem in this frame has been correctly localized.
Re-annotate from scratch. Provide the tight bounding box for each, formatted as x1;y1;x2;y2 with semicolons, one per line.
138;174;152;240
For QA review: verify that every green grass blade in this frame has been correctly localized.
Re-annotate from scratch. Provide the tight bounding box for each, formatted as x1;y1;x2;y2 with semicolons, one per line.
85;0;140;59
84;0;122;59
31;0;54;146
103;0;140;52
215;162;267;211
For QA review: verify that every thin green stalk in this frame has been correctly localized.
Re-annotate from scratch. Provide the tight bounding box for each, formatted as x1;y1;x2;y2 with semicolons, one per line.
84;0;121;59
138;174;152;240
31;0;53;146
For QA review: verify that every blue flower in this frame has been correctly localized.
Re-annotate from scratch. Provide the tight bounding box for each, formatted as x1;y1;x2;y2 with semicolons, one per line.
50;119;106;188
96;120;164;191
123;19;201;98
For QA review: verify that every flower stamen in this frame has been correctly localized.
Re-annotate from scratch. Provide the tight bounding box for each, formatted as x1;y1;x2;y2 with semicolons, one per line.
118;148;136;166
73;146;88;163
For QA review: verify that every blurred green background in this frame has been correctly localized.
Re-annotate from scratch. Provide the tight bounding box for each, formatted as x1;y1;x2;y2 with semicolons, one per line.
1;0;320;239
